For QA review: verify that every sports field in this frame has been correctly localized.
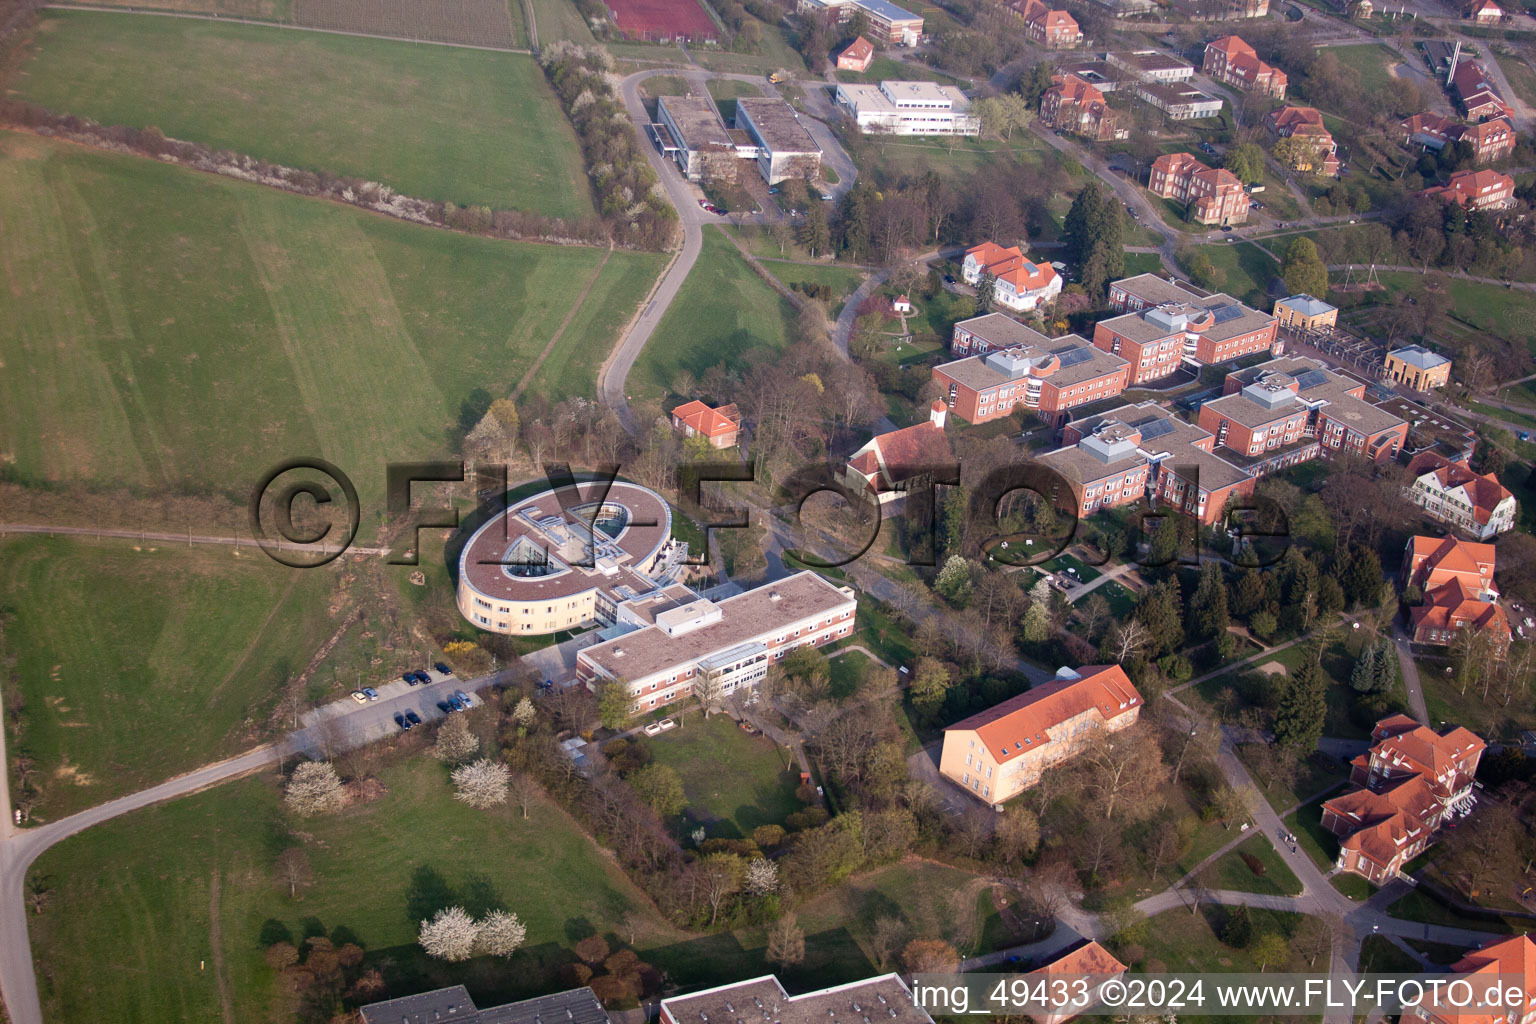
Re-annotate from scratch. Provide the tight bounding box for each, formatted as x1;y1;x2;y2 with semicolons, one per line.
0;132;663;514
17;11;584;214
630;227;795;401
0;536;341;818
604;0;717;41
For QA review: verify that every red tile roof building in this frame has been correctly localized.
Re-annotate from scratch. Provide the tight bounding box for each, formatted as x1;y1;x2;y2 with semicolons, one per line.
1199;356;1409;470
936;315;1128;425
1041;402;1257;525
1451;61;1512;121
1406;452;1517;539
1202;36;1287;98
842;402;955;501
1402;112;1517;164
1091;282;1279;384
1005;0;1081;46
939;665;1143;805
1028;943;1130;1024
1465;0;1504;23
1040;73;1126;140
1148;152;1252;226
670;399;742;448
1408;935;1536;1024
835;35;875;71
1264;106;1341;175
1322;715;1485;883
1399;535;1511;650
960;242;1063;312
1423;168;1517;211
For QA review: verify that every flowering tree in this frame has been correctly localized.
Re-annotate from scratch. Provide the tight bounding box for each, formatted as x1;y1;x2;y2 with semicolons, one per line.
431;715;480;764
475;910;528;958
419;906;479;962
452;759;511;809
284;761;345;817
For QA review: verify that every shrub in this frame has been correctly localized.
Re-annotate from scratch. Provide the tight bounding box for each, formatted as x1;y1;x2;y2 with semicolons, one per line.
1239;851;1267;877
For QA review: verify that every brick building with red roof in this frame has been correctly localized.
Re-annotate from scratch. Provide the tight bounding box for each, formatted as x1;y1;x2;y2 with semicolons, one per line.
1202;36;1287;98
1451;61;1512;121
1423;168;1517;211
1028;943;1130;1024
670;399;742;448
1408;935;1536;1024
938;665;1143;805
1264;106;1341;175
1006;0;1082;46
1402;112;1517;164
835;35;874;71
1399;535;1511;651
842;402;955;502
1040;73;1126;141
1322;714;1485;883
1148;152;1252;225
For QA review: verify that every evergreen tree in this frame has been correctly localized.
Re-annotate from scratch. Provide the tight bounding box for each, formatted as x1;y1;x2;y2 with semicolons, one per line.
1231;570;1269;618
1274;661;1327;750
1135;578;1185;658
1349;641;1379;694
1340;547;1384;607
1191;562;1231;643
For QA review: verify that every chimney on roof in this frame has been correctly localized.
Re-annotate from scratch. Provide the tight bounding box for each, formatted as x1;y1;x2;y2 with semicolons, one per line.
929;399;947;429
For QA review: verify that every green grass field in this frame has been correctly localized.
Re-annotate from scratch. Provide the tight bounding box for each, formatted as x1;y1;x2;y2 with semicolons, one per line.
855;132;1077;190
1327;44;1403;101
630;226;794;403
1375;272;1536;358
644;714;802;839
1200;241;1279;307
1121;907;1311;980
528;0;598;43
835;57;963;86
1121;251;1165;276
25;760;668;1024
18;11;591;215
0;132;663;515
1194;834;1303;898
761;260;867;316
0;536;340;818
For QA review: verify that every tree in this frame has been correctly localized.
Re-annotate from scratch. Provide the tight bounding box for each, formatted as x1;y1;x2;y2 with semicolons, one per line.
597;682;631;730
1063;181;1124;301
871;916;908;971
1295;914;1338;967
909;657;953;719
431;714;480;764
902;938;960;973
453;758;511;809
1282;237;1329;299
630;763;687;817
1021;597;1052;644
507;771;541;819
745;857;780;897
285;760;345;817
767;914;806;967
1223;142;1265;184
993;804;1040;862
1190;562;1231;643
1081;728;1168;820
474;909;527;958
24;877;50;916
698;853;746;926
1220;905;1252;948
1103;619;1152;664
1252;932;1289;971
419;906;480;962
1079;594;1110;640
276;847;314;900
1273;661;1327;750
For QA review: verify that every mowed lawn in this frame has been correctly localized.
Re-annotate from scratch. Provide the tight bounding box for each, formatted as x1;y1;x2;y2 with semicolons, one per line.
0;133;663;514
631;226;795;402
644;714;803;839
26;761;666;1024
16;11;589;215
0;536;342;818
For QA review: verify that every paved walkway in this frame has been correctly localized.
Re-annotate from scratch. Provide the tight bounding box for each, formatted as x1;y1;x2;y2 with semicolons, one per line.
1393;627;1431;725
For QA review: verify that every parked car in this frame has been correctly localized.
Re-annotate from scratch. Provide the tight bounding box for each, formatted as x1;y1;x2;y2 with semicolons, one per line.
434;661;451;675
449;696;465;711
1220;225;1232;232
405;710;423;726
402;672;417;685
412;670;431;684
351;691;368;704
394;712;409;730
454;689;473;707
362;687;380;701
437;700;454;714
1521;432;1531;442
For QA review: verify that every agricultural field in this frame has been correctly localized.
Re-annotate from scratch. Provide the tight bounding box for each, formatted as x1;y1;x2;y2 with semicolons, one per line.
528;0;599;43
25;761;672;1024
0;536;341;818
630;226;795;406
16;11;584;214
290;0;526;46
30;0;286;13
0;132;663;518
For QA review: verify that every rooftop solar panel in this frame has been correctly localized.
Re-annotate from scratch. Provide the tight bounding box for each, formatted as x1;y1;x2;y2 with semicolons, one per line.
1055;346;1095;368
1294;369;1330;390
1137;418;1177;440
1209;303;1245;324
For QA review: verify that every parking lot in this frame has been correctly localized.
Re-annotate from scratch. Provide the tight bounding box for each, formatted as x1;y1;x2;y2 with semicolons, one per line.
296;665;478;755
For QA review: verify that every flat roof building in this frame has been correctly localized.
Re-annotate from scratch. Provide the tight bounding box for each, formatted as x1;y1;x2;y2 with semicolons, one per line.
1092;283;1279;384
797;0;924;43
361;986;609;1024
1106;49;1194;82
735;97;822;184
935;322;1129;426
835;80;979;135
576;571;857;715
661;974;933;1024
1133;81;1224;120
656;95;738;183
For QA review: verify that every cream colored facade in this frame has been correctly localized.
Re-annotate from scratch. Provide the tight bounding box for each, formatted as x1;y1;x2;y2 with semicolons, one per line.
1273;295;1338;332
1385;346;1452;391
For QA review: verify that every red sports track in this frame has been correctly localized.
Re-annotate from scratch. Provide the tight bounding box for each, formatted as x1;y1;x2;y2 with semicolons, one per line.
604;0;719;40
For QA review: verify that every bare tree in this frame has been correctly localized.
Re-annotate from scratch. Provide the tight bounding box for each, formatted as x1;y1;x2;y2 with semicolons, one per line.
1295;913;1339;968
767;914;806;967
276;847;314;900
1104;619;1152;663
507;771;542;820
1080;729;1167;820
955;805;996;858
870;915;908;971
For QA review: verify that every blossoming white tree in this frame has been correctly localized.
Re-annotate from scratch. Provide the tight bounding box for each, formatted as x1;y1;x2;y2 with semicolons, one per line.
452;759;511;810
419;906;479;962
283;761;345;817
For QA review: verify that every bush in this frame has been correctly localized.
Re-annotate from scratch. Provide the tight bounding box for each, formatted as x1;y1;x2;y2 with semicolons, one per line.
1239;851;1267;877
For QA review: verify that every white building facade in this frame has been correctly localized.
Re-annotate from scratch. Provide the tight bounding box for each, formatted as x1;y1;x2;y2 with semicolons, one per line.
835;81;980;135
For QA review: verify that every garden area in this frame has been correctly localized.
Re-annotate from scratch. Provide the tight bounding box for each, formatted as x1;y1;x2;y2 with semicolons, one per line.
642;714;805;840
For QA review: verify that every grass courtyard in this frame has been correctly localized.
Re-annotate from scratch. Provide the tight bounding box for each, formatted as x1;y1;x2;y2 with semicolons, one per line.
644;714;803;839
630;227;795;405
17;11;592;216
1194;833;1304;898
25;760;668;1024
0;132;663;516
